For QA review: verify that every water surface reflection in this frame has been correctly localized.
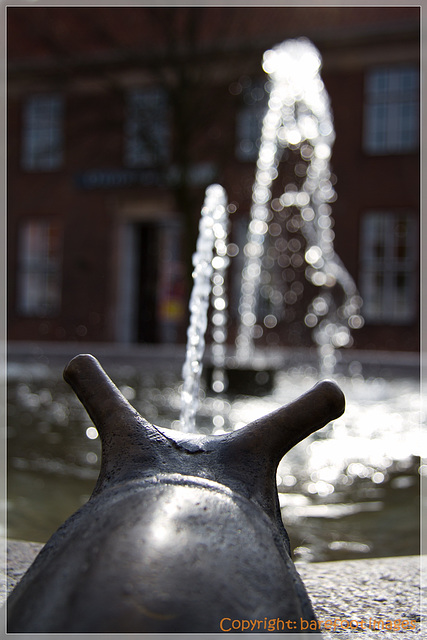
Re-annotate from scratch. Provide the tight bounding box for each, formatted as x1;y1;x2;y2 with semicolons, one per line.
7;360;422;562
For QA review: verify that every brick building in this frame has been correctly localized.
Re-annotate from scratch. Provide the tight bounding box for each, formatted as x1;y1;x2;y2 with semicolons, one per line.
7;6;420;352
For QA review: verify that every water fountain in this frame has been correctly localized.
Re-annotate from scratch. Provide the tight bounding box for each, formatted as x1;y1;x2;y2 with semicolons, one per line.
5;37;421;635
178;38;364;432
235;38;363;375
179;184;229;433
177;38;365;432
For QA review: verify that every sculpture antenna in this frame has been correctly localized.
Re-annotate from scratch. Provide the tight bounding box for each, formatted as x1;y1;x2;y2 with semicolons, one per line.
63;354;164;494
63;354;141;433
227;380;345;465
198;380;345;525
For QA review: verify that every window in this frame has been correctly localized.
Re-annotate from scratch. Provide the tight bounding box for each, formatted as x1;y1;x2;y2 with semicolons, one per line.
359;211;418;324
235;79;267;161
363;66;419;155
17;220;62;316
22;94;64;170
124;87;170;168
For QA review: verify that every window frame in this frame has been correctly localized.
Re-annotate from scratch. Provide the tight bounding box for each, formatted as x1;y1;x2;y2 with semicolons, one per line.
124;86;170;169
363;65;419;156
21;93;64;171
17;219;62;317
359;210;418;325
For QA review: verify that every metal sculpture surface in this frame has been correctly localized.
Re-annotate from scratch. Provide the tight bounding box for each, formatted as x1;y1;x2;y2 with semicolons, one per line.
7;354;345;633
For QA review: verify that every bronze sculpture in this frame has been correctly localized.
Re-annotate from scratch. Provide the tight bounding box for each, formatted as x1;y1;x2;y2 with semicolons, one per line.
7;353;345;633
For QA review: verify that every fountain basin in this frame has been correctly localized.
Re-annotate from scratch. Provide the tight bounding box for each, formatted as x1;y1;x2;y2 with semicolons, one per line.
7;344;421;564
204;364;276;395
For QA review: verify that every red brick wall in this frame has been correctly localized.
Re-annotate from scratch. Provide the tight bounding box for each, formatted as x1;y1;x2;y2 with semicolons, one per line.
7;6;420;350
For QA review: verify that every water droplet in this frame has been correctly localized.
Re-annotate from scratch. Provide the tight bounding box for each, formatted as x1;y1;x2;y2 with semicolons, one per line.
264;314;278;328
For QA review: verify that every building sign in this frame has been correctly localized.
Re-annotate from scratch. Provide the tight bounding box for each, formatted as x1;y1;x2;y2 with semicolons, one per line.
75;163;217;190
75;169;165;190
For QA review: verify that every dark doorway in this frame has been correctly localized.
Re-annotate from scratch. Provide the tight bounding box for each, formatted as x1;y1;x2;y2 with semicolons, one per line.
136;223;160;343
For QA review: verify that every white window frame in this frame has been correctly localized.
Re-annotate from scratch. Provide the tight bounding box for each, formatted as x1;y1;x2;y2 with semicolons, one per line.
22;94;64;170
359;211;418;324
363;65;419;155
124;87;170;168
17;220;62;317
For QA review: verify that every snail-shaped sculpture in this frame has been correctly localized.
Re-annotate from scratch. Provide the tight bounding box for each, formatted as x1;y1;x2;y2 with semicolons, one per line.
7;354;345;633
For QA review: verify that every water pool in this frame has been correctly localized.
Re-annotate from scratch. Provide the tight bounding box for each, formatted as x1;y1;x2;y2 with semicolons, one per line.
6;355;423;563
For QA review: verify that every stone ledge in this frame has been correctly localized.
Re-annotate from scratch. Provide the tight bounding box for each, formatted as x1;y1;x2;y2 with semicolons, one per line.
1;540;425;637
297;555;424;638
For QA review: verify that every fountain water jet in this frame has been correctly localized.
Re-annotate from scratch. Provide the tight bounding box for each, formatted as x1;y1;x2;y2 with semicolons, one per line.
180;38;364;429
235;38;363;374
179;184;229;432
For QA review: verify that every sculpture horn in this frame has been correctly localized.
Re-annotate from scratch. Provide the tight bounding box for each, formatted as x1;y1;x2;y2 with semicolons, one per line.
63;354;141;432
228;380;345;463
213;380;345;522
63;354;164;495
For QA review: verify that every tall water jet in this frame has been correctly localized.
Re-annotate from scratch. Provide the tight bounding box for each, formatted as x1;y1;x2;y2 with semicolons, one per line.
236;38;363;374
180;184;229;432
209;217;230;396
